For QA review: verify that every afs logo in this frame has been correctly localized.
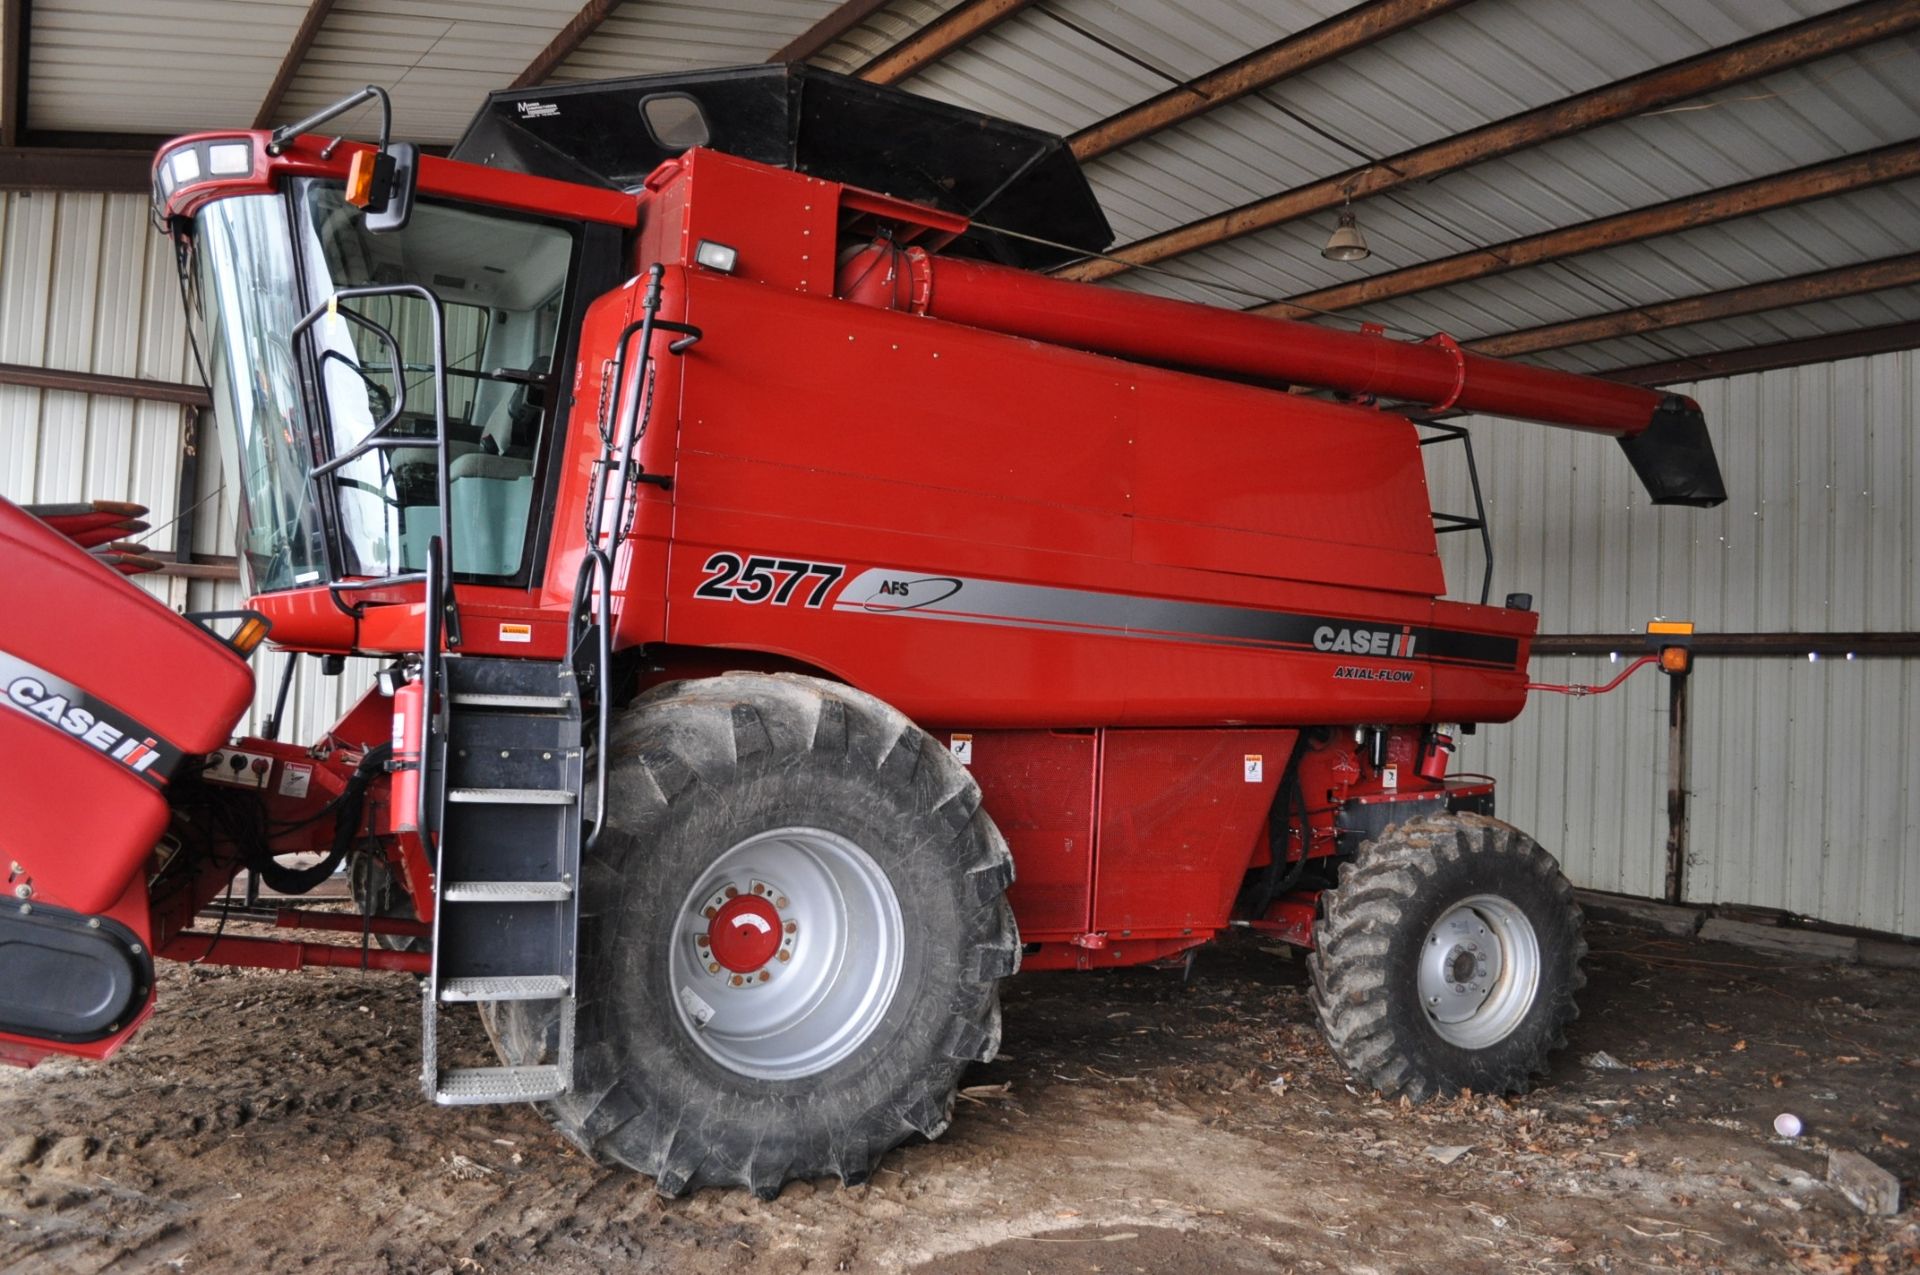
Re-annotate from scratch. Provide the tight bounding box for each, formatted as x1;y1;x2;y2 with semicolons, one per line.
862;577;962;613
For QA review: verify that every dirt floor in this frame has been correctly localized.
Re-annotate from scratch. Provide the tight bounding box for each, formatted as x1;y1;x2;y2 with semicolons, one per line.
2;919;1916;1274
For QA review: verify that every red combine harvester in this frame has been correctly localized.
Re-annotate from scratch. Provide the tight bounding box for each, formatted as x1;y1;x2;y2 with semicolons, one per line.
0;67;1723;1196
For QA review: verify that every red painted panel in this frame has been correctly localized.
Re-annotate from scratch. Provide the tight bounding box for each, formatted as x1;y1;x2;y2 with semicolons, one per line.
1092;729;1295;936
956;730;1097;940
0;500;254;915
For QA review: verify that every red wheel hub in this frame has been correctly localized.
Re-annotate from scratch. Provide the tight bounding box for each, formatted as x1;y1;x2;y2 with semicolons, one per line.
707;894;783;973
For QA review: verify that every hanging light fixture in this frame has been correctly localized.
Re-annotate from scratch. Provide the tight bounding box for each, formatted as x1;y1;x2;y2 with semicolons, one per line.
1322;197;1370;262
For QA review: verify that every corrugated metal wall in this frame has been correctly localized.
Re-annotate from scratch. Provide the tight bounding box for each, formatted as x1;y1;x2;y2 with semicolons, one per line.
1427;350;1920;936
1;190;193;616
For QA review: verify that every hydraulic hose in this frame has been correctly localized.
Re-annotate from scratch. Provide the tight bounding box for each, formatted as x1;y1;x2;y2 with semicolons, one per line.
248;743;393;895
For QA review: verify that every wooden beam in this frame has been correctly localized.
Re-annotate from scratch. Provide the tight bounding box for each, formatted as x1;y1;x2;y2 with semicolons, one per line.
1259;140;1920;320
512;0;622;90
1;0;26;148
22;128;176;150
1070;0;1469;162
0;146;152;191
770;0;893;65
1599;319;1920;386
253;0;338;129
1464;253;1920;358
1058;0;1920;283
0;361;210;407
857;0;1037;86
148;551;239;583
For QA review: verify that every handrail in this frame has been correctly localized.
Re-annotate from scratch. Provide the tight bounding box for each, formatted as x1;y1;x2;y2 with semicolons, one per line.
291;281;459;647
292;302;407;477
1416;420;1494;607
569;266;702;849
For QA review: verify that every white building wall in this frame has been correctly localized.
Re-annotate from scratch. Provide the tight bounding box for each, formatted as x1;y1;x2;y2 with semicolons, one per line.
1429;350;1920;936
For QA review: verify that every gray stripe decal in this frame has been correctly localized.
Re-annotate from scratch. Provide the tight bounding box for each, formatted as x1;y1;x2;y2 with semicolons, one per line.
0;651;183;787
832;569;1519;668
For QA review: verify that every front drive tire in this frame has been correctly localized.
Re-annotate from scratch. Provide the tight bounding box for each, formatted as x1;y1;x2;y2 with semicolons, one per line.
486;673;1018;1197
1307;813;1585;1102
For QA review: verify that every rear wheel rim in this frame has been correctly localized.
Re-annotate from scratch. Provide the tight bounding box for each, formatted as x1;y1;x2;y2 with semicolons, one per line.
669;826;905;1080
1418;893;1540;1049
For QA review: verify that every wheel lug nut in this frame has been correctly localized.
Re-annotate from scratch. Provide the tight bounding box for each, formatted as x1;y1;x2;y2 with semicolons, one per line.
707;962;721;974
724;886;739;899
730;974;744;987
777;951;790;963
752;883;764;895
775;896;788;909
784;921;797;934
696;934;709;947
758;971;770;982
704;907;718;919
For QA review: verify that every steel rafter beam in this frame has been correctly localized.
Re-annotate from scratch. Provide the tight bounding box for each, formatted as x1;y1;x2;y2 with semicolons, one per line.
1070;0;1469;162
1259;140;1920;321
1599;319;1920;386
857;0;1037;86
513;0;622;90
1058;0;1920;283
253;0;338;128
1;0;26;148
770;0;894;64
1464;253;1920;359
0;146;151;191
0;360;210;405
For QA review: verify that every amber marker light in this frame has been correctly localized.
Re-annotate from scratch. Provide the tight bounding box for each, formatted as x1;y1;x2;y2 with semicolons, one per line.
346;150;378;207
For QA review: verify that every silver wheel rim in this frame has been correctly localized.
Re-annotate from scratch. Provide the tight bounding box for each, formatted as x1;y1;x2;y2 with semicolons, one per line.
669;826;905;1080
1418;893;1540;1049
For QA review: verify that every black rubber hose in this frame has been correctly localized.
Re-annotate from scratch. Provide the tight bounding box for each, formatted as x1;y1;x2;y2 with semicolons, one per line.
249;743;393;895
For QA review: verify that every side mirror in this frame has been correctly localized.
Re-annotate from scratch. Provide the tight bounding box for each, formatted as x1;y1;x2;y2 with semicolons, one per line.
364;143;419;234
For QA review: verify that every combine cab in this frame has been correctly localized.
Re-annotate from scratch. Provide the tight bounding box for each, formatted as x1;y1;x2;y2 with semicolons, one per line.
0;65;1723;1196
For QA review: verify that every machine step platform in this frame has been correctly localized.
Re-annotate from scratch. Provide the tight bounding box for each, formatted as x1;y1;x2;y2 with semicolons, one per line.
421;655;583;1107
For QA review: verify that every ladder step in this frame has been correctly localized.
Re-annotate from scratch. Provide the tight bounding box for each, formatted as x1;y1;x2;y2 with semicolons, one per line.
446;786;576;805
450;692;572;710
443;880;572;903
439;975;570;1002
434;1065;565;1105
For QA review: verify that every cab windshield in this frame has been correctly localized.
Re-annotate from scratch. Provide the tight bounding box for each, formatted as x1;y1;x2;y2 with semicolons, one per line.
194;182;576;590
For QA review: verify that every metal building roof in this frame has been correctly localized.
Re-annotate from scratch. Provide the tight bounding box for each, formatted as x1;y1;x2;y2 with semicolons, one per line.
3;0;1917;381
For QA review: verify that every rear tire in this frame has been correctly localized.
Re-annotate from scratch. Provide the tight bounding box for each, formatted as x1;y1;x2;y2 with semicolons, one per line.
486;673;1018;1197
1307;813;1584;1101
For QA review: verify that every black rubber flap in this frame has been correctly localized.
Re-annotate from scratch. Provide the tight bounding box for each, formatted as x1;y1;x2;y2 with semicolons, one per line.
0;904;150;1043
450;64;1114;270
1617;395;1728;508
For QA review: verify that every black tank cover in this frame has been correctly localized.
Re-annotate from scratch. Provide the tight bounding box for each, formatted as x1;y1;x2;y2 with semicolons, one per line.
450;63;1114;271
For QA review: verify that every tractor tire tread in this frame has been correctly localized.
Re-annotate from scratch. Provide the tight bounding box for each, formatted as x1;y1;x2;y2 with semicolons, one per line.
1307;813;1584;1103
485;674;1015;1199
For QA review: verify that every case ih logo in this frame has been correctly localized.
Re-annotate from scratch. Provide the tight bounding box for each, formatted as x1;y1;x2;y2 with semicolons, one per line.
3;669;171;780
1313;625;1417;658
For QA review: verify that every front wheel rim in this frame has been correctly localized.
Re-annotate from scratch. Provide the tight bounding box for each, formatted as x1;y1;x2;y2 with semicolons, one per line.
1418;893;1541;1049
669;826;905;1080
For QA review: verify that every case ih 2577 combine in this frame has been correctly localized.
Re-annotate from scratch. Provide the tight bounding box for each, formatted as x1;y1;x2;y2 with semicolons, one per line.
1;67;1723;1197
